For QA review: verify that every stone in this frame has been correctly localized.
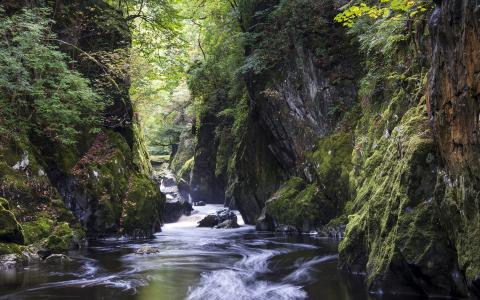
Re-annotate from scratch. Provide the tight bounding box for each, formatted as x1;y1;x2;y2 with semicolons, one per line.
135;246;160;255
198;208;239;228
163;200;193;223
197;214;220;227
193;201;206;206
214;220;239;229
0;254;18;270
256;209;276;232
44;254;72;264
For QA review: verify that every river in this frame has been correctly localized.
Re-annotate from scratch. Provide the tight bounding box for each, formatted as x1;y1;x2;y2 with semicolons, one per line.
0;205;425;300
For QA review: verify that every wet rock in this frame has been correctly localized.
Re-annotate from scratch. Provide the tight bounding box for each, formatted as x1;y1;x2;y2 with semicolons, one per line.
215;220;239;229
37;248;52;260
0;254;18;270
198;208;239;228
197;214;220;227
163;200;193;223
318;223;346;240
135;246;160;255
255;208;276;232
156;169;193;223
44;254;72;264
277;225;297;233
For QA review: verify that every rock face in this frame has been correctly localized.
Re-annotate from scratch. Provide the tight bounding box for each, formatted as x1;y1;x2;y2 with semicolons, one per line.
156;170;193;223
338;0;480;298
427;0;480;294
428;0;480;178
174;0;480;297
175;0;361;225
198;209;239;229
0;0;164;246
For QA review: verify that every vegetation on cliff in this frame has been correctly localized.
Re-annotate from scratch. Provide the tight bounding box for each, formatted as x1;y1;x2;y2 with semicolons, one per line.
1;0;480;298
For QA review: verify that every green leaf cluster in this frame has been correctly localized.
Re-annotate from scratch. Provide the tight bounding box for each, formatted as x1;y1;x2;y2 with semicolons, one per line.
0;7;103;145
334;0;432;27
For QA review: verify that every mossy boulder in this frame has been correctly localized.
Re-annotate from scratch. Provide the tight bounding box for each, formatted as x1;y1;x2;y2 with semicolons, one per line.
123;173;164;238
0;198;24;244
45;222;75;253
21;215;54;245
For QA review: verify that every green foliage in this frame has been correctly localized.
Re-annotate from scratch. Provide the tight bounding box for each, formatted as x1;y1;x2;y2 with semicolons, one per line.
335;0;432;27
0;7;103;145
240;0;334;74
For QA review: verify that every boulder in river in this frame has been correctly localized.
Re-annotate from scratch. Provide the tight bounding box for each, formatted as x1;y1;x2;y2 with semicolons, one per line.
198;208;239;228
44;254;72;264
163;200;193;223
0;254;18;270
255;207;276;232
135;246;160;255
215;220;239;229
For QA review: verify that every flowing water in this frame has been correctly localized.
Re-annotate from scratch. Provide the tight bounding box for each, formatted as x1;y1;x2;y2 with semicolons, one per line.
0;205;425;300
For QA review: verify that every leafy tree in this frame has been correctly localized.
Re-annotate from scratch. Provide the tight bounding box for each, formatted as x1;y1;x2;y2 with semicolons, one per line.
0;7;103;145
334;0;432;27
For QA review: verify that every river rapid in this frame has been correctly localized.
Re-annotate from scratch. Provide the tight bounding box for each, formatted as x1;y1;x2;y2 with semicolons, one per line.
0;205;425;300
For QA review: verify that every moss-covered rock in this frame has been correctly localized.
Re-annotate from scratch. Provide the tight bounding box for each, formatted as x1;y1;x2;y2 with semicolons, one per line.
21;215;54;245
45;222;75;253
339;99;467;296
122;173;164;238
264;177;320;232
0;198;24;244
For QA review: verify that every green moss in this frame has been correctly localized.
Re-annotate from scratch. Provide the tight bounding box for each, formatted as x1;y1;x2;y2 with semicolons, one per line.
130;121;154;175
338;98;449;290
21;215;54;245
309;131;354;217
265;177;320;230
123;174;164;237
45;222;75;253
215;128;233;178
177;157;194;182
0;242;22;255
0;198;24;244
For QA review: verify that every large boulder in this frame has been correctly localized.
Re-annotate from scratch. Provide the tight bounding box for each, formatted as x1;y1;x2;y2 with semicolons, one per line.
0;198;24;244
198;208;238;228
163;200;193;223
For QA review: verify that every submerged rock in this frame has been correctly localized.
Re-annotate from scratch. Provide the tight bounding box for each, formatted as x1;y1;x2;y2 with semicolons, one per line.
135;246;160;255
198;208;239;228
44;254;72;264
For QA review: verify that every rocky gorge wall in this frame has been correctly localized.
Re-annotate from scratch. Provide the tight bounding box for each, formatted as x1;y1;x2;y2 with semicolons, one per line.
173;0;480;297
178;0;361;225
0;0;164;262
